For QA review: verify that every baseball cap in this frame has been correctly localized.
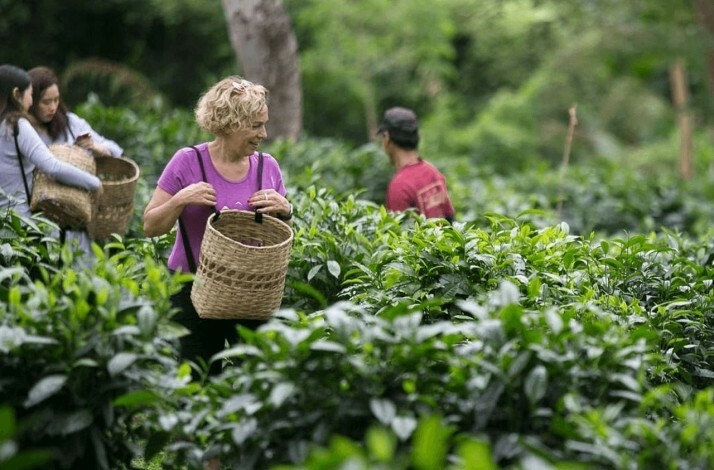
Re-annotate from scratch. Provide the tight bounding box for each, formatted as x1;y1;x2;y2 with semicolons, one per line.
376;107;419;141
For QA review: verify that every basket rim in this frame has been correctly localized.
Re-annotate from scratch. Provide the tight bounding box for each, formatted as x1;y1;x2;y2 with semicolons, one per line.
46;143;95;172
95;156;140;185
206;209;293;249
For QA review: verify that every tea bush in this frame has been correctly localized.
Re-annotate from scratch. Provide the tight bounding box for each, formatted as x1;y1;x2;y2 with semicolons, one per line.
0;211;186;469
2;102;714;468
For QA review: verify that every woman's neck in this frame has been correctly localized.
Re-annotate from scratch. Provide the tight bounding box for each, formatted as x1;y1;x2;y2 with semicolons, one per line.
209;139;249;163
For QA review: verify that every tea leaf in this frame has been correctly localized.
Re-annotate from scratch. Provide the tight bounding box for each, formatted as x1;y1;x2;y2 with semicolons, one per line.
24;375;67;408
107;353;138;377
524;365;548;405
370;398;396;425
327;260;341;278
391;415;417;441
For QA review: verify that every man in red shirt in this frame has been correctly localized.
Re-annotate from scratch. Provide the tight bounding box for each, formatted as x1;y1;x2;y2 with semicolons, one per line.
377;107;455;222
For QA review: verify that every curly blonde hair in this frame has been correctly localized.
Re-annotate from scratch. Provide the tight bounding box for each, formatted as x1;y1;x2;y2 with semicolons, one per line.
194;76;268;135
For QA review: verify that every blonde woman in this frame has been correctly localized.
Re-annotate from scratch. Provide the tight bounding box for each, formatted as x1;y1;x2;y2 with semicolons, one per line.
143;76;292;379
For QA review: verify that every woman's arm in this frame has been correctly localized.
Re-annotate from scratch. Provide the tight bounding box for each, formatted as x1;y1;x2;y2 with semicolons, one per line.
17;119;100;191
68;113;123;157
143;182;217;237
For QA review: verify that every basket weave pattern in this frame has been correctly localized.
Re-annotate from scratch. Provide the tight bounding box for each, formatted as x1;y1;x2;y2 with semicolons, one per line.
191;210;293;320
30;144;95;228
88;156;140;240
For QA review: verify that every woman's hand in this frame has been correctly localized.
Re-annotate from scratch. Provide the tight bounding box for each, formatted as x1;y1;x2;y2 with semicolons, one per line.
74;133;93;151
178;182;217;207
249;189;291;217
143;183;216;237
75;134;113;157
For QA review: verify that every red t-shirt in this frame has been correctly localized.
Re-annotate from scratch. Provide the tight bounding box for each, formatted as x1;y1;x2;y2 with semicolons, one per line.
386;160;455;219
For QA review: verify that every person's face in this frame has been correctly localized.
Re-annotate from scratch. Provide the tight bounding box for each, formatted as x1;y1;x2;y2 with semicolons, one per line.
226;105;268;156
36;84;60;123
17;85;33;112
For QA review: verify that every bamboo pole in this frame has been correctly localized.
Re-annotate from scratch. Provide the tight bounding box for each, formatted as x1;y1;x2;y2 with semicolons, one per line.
556;104;578;219
669;59;693;180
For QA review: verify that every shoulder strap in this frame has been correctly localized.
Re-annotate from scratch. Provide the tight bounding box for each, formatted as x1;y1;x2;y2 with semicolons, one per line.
13;123;32;204
255;152;264;223
257;152;264;190
177;146;219;273
178;216;196;273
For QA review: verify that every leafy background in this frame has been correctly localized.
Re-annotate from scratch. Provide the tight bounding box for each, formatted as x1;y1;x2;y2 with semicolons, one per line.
2;0;714;469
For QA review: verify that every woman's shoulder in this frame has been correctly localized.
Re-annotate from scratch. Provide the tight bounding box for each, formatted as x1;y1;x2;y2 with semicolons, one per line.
0;118;18;140
15;117;41;137
167;144;208;168
176;144;207;159
16;116;32;128
255;151;279;164
66;111;85;125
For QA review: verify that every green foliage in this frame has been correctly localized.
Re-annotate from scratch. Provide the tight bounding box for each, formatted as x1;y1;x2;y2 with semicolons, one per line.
0;0;233;108
270;138;392;203
288;0;458;140
75;98;209;184
283;187;397;311
0;407;53;470
155;290;667;468
3;0;712;156
62;59;163;110
0;213;185;469
273;415;499;470
3;91;714;470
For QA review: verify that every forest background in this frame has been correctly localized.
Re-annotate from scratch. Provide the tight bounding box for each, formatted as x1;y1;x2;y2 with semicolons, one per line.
2;0;713;179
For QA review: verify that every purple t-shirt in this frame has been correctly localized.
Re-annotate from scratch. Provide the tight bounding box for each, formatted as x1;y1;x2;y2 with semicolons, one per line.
157;142;286;273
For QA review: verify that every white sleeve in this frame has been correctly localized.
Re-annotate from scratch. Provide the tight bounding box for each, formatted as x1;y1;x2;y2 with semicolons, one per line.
68;113;124;157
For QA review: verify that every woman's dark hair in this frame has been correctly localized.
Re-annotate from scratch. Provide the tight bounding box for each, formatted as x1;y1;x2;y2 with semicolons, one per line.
0;64;31;129
28;66;69;140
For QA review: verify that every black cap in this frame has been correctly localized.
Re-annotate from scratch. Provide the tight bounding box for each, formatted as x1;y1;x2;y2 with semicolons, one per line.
377;107;419;142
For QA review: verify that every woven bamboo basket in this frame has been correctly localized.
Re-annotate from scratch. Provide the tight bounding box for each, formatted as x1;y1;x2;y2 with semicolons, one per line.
88;156;140;240
191;210;293;320
30;144;96;228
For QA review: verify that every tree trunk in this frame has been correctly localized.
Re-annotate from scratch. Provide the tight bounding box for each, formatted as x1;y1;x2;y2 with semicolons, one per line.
221;0;302;141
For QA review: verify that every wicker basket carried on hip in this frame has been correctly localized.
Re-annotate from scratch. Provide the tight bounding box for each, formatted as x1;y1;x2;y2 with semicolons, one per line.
30;144;96;228
191;210;294;320
88;156;140;241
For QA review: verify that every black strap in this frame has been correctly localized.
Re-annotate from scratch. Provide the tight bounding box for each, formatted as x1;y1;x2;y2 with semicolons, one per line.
255;151;264;223
13;123;32;205
177;146;264;272
178;213;197;273
15;124;68;243
178;146;216;273
190;145;220;219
